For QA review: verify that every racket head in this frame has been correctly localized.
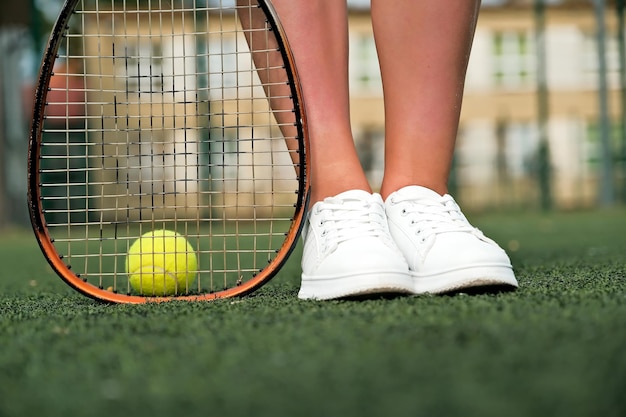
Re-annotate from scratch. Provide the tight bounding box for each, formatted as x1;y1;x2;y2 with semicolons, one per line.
28;0;309;303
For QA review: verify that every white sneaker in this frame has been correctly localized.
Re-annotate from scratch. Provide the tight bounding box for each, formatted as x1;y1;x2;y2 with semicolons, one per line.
299;190;412;300
385;186;518;294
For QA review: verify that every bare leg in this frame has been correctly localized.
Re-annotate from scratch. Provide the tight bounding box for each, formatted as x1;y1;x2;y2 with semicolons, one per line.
375;1;518;294
268;0;370;204
372;0;481;199
237;1;301;172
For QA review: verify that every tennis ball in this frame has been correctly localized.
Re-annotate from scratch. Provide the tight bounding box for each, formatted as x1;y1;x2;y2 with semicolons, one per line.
125;230;197;296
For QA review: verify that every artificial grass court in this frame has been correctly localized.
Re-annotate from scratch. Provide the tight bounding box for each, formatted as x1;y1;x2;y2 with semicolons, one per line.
0;209;624;417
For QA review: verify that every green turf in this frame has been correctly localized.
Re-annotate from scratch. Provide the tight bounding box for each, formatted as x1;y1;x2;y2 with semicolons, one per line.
0;209;625;417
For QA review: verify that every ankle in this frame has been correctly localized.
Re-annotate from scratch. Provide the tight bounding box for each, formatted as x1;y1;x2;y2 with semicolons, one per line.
310;185;372;205
380;181;448;201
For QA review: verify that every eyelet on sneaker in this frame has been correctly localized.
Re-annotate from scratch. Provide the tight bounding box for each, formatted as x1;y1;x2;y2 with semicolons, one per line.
401;209;407;216
384;185;518;295
299;189;413;300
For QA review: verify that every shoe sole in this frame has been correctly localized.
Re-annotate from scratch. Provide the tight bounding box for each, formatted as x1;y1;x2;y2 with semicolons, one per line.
298;271;413;300
411;265;518;295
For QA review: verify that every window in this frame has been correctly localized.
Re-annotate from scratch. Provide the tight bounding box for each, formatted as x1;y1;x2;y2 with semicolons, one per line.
585;121;623;173
581;31;621;88
504;121;539;179
349;33;382;94
492;31;536;89
122;39;163;94
207;33;239;95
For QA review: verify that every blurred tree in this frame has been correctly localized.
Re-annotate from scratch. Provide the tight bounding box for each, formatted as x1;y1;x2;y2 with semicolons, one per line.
534;0;552;211
594;0;615;207
617;0;626;203
0;2;30;27
0;0;32;229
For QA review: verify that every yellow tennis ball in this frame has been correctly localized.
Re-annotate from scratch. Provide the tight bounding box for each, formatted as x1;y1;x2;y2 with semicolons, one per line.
125;230;197;296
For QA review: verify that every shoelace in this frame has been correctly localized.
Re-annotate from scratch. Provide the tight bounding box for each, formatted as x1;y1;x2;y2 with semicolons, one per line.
392;194;477;240
315;198;390;253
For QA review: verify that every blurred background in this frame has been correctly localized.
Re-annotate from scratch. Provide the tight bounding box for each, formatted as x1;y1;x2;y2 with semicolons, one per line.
1;0;625;231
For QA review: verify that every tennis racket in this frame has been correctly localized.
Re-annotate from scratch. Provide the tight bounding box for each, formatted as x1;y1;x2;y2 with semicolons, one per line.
28;0;309;303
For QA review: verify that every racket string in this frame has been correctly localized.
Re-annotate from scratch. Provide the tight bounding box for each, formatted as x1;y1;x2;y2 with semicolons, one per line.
36;0;304;298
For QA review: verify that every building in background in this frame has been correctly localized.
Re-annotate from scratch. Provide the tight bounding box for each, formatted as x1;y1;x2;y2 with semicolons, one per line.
1;1;625;230
348;1;625;209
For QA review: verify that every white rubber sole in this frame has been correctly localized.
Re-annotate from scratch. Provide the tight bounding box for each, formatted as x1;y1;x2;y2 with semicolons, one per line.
411;264;518;294
298;270;413;300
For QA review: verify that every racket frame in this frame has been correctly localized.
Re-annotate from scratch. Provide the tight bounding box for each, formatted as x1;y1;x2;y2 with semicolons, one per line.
27;0;309;303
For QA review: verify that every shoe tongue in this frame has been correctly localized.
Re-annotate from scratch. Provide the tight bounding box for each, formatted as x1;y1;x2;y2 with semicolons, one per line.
328;189;374;203
394;185;444;201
